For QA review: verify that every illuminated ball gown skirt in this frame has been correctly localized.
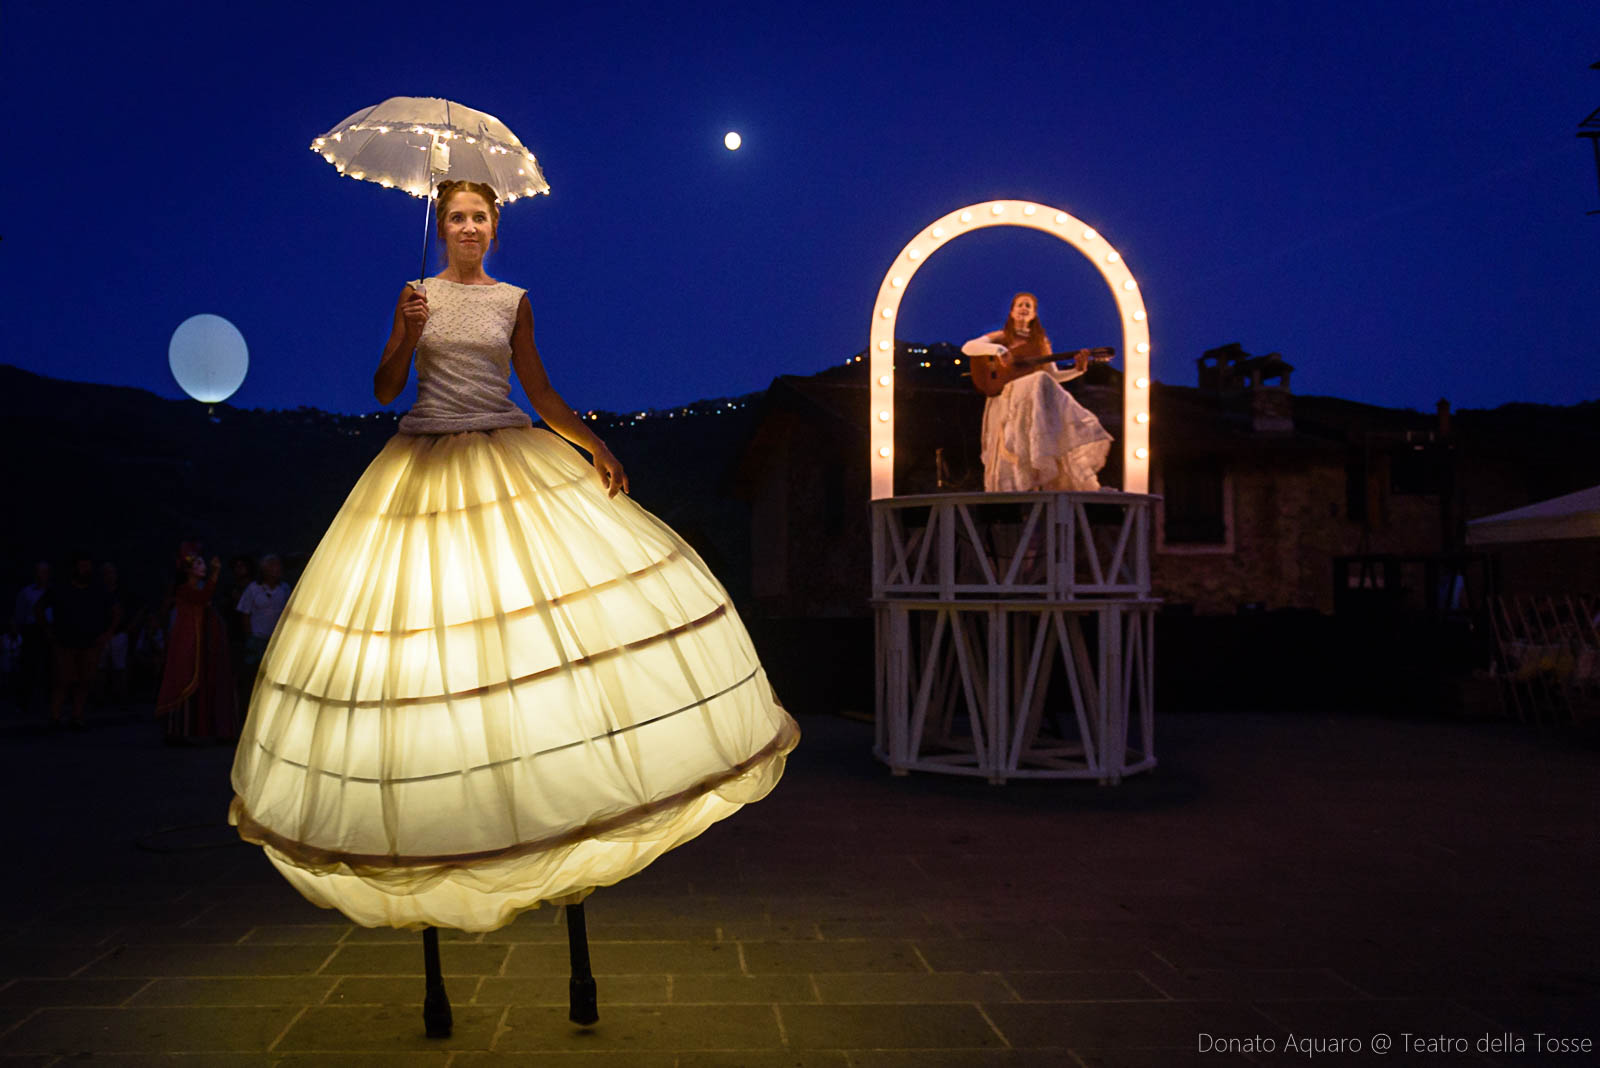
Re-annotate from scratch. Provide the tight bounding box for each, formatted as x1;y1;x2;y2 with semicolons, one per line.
230;426;799;932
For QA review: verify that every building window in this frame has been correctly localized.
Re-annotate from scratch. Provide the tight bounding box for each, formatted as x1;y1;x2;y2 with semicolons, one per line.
1155;458;1233;554
1345;458;1369;523
1389;445;1440;496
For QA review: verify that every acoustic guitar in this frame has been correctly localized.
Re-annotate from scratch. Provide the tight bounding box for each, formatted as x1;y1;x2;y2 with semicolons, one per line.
970;346;1116;398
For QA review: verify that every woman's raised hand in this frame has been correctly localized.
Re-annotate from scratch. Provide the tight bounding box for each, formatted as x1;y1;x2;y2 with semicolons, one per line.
401;286;430;338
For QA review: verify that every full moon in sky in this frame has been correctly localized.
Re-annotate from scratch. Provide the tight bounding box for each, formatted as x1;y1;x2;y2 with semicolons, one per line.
724;131;742;151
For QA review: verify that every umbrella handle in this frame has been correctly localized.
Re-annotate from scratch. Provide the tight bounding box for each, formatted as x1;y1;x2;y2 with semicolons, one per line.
416;182;433;292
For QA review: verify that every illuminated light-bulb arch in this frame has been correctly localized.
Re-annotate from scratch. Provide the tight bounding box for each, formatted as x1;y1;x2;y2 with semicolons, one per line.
868;200;1151;497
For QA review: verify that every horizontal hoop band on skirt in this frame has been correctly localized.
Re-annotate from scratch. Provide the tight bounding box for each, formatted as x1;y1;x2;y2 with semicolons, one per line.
230;426;798;931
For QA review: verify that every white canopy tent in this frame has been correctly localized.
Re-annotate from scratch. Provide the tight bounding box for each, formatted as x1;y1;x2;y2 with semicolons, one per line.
1466;485;1600;546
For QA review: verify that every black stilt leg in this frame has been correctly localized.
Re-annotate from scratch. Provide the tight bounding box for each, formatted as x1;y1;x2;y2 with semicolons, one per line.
422;926;453;1038
565;903;599;1026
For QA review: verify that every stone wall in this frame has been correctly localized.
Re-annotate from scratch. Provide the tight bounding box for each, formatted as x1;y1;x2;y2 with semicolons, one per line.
1152;454;1447;614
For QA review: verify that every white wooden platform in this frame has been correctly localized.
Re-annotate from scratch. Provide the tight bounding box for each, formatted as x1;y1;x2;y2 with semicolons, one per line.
871;492;1159;784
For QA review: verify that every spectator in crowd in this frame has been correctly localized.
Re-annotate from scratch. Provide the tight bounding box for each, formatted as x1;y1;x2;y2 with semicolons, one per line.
156;546;238;744
12;561;51;715
0;624;19;706
97;562;133;707
132;609;166;700
235;553;290;705
41;552;118;729
222;554;255;681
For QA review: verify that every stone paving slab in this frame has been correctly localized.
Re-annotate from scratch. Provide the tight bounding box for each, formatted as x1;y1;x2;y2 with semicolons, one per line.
324;976;435;1005
667;974;817;1004
0;979;148;1006
497;1004;781;1051
742;940;925;975
452;1053;675;1067
124;977;338;1006
273;1056;452;1067
83;944;333;979
320;943;510;977
272;1005;503;1052
677;1054;850;1068
1139;966;1367;1001
1002;970;1170;1001
984;998;1277;1050
476;975;670;1006
2;1005;298;1054
0;1056;275;1067
779;1002;1005;1050
505;940;743;976
0;946;113;979
810;971;1016;1003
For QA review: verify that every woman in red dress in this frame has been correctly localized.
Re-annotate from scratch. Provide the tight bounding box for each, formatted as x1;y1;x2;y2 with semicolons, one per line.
156;547;238;743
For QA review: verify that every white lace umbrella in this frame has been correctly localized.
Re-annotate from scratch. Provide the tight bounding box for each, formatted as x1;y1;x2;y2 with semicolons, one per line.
310;96;550;280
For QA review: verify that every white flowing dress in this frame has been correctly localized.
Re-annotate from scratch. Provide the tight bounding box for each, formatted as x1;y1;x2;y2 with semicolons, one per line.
964;338;1112;492
230;279;799;932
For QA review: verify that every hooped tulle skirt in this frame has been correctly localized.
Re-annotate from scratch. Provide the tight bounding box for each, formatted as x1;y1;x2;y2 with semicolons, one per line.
229;426;799;932
981;373;1112;492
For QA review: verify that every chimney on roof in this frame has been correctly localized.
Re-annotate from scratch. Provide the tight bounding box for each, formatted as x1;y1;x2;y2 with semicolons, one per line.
1197;342;1294;433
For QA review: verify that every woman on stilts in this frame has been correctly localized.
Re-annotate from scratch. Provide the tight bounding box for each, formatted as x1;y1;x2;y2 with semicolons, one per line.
229;178;798;1035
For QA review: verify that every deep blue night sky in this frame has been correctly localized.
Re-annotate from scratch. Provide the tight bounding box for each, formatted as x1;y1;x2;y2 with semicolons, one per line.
6;1;1596;418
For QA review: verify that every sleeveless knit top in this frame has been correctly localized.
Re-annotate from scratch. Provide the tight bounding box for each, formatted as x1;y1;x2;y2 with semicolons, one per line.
399;279;534;435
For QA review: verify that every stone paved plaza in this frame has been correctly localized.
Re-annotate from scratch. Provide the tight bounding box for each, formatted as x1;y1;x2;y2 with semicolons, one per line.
0;708;1595;1067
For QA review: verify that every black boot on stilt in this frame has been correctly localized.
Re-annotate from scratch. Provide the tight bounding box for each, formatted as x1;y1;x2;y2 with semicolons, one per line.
421;926;453;1038
565;903;599;1026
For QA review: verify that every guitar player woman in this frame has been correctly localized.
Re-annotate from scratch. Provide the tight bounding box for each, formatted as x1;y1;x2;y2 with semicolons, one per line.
961;292;1113;492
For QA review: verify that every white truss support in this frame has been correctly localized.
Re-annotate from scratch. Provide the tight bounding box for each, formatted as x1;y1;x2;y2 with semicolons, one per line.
1051;611;1099;774
873;491;1159;785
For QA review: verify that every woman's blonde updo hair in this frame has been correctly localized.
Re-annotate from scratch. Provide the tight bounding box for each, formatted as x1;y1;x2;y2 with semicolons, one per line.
434;180;501;249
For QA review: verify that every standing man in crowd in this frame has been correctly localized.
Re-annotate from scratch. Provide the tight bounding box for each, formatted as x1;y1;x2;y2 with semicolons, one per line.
236;554;290;704
40;553;118;729
12;561;52;716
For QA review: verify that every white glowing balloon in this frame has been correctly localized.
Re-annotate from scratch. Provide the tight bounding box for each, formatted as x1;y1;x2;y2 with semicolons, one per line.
169;314;249;404
724;131;742;151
